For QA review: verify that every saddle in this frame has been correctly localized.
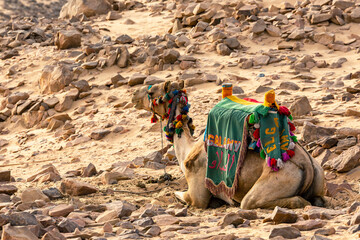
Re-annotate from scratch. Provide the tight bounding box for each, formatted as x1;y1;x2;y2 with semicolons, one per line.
204;90;297;198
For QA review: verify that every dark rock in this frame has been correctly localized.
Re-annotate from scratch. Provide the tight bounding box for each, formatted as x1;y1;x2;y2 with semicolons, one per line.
116;34;134;44
82;163;97;177
279;82;300;90
270;206;298;224
55;30;81;50
289;97;312;117
163;49;180;64
0;185;17;195
60;179;98;196
218;212;245;228
90;129;111;140
268;226;301;239
128;73;147;86
42;188;64;200
317;136;338;149
216;43;231;56
0;171;11;182
291;219;325;231
323;145;360;172
57;218;82;233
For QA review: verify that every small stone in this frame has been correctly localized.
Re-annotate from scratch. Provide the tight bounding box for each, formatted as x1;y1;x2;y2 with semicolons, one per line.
49;204;75;217
0;185;17;195
251;19;266;34
333;0;355;10
145;226;161;237
128;73;147;86
270;206;298;224
163;49;180;64
314;227;336;236
0;171;11;182
269;226;301;239
218;212;245;228
313;32;335;45
266;25;281;37
317;136;338;149
216;43;231;56
289;96;312;117
292;219;325;231
115;34;134;44
7;92;29;105
107;11;121;20
279;81;300;90
311;14;332;24
96;210;118;223
42;188;64;200
82;163;97;177
2;224;38;240
55;30;81;50
103;222;113;233
90;129;111;140
301;122;336;143
60;179;98;196
255;86;273;93
253;55;270;66
21;188;50;203
288;29;306;40
323;145;360;172
153;214;180;226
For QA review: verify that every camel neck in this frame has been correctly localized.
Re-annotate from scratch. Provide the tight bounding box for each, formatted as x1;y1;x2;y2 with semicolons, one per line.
172;108;195;174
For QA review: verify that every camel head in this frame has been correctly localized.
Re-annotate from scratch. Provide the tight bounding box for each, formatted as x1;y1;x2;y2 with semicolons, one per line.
131;80;184;115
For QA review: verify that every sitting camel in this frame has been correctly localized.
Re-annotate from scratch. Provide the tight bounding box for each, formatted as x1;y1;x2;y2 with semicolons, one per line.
131;81;325;209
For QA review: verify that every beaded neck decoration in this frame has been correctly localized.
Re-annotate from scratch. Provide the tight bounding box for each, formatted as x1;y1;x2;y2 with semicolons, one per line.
148;88;195;144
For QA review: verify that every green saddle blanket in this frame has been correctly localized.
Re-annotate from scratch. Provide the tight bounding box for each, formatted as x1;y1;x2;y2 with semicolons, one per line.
205;95;294;198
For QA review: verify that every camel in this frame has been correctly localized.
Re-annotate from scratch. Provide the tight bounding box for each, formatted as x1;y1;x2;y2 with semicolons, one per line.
131;81;325;209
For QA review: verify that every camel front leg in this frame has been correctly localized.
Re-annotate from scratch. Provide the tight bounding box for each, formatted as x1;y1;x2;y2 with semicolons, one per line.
240;162;311;209
175;140;211;209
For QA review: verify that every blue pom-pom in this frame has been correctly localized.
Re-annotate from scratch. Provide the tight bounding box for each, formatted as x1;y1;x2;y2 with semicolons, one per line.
173;90;179;95
183;105;189;112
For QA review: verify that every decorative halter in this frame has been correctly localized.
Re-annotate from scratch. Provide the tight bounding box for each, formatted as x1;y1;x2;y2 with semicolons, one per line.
147;86;195;144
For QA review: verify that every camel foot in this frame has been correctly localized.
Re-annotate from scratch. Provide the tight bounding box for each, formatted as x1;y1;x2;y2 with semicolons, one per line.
175;191;187;204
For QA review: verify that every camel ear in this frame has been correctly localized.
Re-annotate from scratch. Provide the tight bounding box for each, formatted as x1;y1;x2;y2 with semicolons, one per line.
164;81;171;93
178;80;184;89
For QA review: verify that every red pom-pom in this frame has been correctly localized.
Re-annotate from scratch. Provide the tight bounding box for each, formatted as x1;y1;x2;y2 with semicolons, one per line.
288;121;296;132
279;106;290;116
176;115;182;121
253;128;260;139
287;150;295;158
168;98;173;104
270;158;277;167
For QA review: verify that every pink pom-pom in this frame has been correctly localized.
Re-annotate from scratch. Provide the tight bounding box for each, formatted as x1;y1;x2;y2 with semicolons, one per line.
256;139;261;148
282;152;290;162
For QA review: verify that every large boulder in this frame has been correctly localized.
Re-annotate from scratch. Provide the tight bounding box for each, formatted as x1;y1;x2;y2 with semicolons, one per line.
301;122;336;143
39;65;74;94
59;0;111;19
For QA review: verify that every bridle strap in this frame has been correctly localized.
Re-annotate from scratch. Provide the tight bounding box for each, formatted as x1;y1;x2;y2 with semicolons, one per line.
165;94;179;132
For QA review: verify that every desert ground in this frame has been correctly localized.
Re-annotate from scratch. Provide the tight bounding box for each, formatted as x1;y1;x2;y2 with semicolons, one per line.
0;0;359;239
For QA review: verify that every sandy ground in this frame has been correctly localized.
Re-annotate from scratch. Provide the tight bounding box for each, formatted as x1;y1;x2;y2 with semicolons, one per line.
0;0;360;239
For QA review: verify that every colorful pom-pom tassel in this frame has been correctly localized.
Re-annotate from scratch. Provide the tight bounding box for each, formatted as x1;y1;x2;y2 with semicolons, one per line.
151;114;158;123
260;149;266;159
288;142;295;150
176;115;182;121
277;158;284;168
279;106;290;116
267;157;271;167
253;128;260;139
175;121;183;129
256;138;261;148
282;152;290;162
288;115;293;121
168;98;173;104
249;114;255;124
291;135;298;142
288;121;296;132
287;150;295;158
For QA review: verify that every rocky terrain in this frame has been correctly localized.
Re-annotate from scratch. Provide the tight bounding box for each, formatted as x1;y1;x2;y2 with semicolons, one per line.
0;0;360;239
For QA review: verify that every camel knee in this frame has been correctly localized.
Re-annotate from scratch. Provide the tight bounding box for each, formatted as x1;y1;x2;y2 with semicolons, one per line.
240;195;257;210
